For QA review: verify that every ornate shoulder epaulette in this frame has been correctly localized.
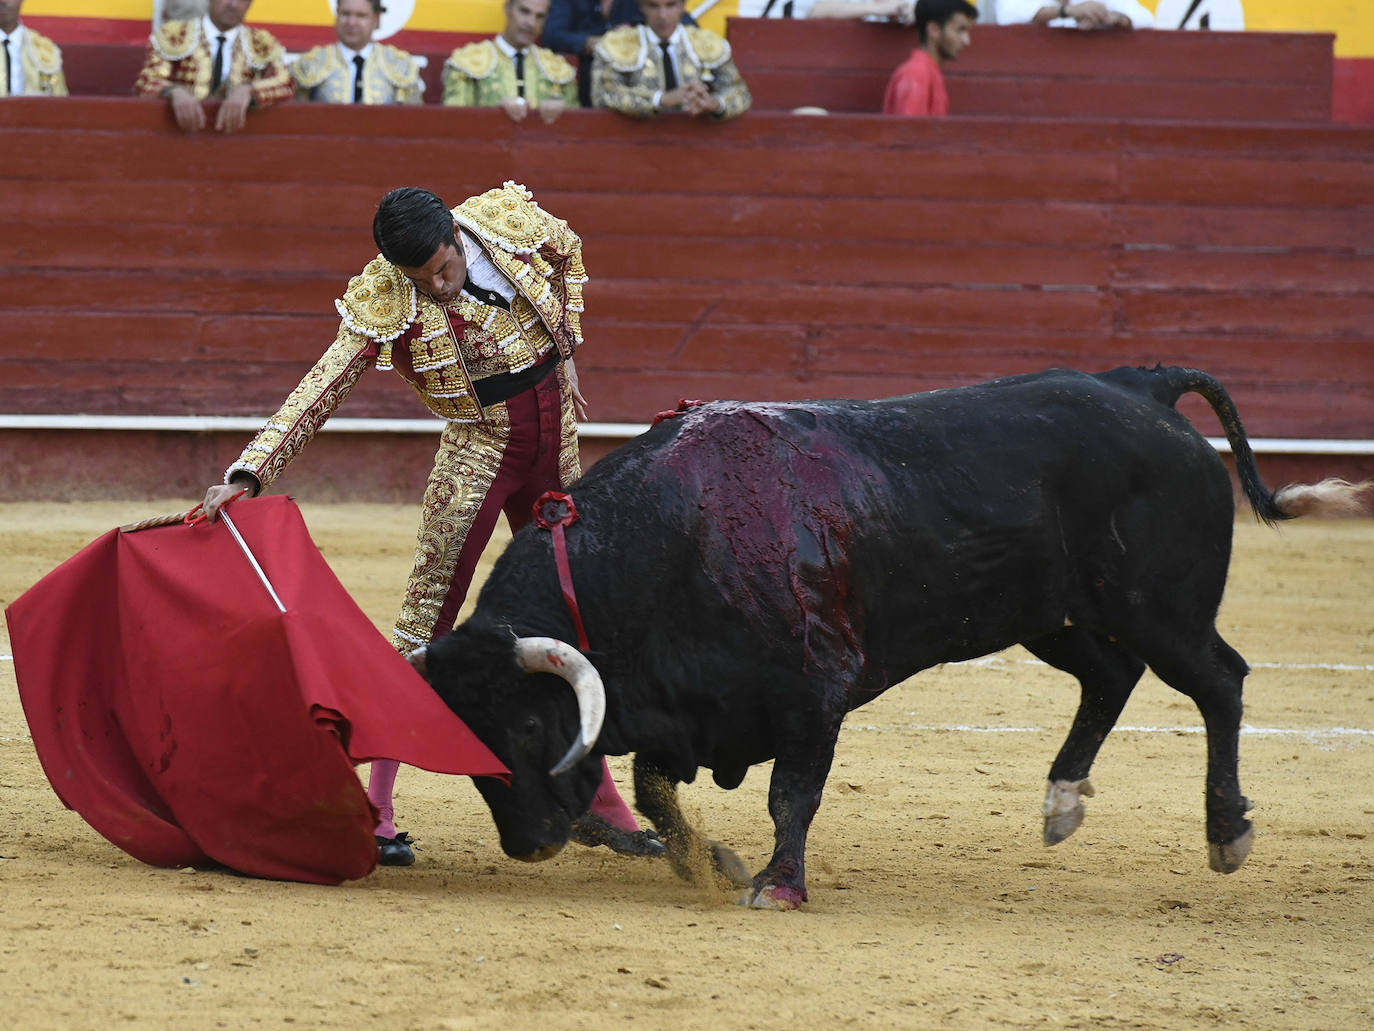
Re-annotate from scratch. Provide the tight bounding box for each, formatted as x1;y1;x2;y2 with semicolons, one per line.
453;181;551;256
531;46;575;86
150;19;200;63
445;40;496;80
335;257;418;344
595;25;646;73
291;45;333;88
375;43;420;87
245;26;285;70
28;31;64;75
683;27;731;70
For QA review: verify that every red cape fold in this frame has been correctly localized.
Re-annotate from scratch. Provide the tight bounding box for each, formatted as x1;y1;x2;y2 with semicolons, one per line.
6;495;508;884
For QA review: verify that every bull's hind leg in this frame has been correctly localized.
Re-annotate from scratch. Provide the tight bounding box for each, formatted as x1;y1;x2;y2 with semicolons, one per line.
1024;628;1146;845
1135;629;1254;873
632;755;751;889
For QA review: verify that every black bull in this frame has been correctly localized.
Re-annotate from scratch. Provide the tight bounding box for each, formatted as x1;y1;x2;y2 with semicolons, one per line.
410;366;1368;909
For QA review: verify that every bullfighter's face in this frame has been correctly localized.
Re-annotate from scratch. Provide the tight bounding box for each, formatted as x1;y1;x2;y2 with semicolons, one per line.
0;0;21;36
209;0;253;33
639;0;684;43
335;0;380;51
396;239;467;305
502;0;551;50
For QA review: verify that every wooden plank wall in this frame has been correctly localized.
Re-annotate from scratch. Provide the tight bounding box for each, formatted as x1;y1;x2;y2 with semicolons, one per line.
1;98;1371;500
729;21;1334;121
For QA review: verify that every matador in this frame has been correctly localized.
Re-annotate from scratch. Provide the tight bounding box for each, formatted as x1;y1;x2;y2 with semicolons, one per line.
200;183;663;867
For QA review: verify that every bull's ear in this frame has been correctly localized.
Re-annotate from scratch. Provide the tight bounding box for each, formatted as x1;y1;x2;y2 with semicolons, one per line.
406;646;429;680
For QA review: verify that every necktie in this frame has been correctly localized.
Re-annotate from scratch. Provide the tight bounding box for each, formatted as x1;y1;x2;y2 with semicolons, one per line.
352;54;365;103
514;50;525;100
1;38;10;98
463;278;510;311
659;41;677;91
210;34;227;93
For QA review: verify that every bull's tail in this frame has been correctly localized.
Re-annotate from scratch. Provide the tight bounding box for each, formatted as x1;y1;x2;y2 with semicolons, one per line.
1152;366;1373;526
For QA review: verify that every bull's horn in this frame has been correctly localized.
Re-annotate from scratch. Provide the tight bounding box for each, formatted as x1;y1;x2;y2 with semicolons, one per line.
513;637;606;776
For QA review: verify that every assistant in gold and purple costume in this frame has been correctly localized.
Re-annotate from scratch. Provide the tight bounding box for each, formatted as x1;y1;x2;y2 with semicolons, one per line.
199;183;662;866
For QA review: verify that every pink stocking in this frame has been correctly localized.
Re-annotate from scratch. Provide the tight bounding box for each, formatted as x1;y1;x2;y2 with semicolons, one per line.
367;759;400;838
588;756;640;832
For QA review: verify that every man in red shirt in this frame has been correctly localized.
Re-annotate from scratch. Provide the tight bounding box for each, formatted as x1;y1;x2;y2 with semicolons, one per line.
882;0;976;117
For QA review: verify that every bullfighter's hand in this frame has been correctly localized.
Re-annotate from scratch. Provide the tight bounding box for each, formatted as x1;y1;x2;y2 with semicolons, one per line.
682;82;720;117
215;84;254;133
658;85;691;111
564;358;589;421
166;86;207;132
538;98;567;124
501;95;530;122
199;480;256;523
1064;1;1112;27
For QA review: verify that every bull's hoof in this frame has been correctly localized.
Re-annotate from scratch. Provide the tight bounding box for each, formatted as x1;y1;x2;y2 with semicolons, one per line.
711;843;753;888
740;882;806;910
1042;778;1095;846
1208;826;1254;873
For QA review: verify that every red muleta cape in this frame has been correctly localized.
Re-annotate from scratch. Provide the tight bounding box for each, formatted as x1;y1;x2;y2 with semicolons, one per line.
5;495;507;884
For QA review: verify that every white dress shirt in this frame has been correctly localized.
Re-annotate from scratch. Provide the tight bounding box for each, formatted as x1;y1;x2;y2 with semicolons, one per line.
1;24;28;96
995;0;1154;28
337;41;374;101
459;229;517;307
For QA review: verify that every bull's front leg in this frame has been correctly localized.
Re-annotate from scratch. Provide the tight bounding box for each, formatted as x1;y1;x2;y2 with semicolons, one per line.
745;724;842;910
632;755;751;889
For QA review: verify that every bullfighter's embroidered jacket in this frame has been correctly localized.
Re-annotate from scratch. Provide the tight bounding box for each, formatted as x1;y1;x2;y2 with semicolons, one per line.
0;27;68;96
291;43;424;105
441;39;577;108
227;182;588;491
134;19;293;106
591;24;749;120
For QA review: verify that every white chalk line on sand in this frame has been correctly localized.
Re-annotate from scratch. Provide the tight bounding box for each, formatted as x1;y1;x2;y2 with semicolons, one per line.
2;655;1371;670
846;723;1374;742
951;655;1374;673
2;654;1368;745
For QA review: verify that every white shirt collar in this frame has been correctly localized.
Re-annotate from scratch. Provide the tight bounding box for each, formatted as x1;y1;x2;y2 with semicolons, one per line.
202;16;241;49
493;35;524;60
337;41;374;63
647;24;685;48
458;228;516;303
1;23;25;45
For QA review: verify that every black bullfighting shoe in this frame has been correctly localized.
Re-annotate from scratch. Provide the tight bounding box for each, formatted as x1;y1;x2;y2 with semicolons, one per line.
569;814;666;858
376;831;417;867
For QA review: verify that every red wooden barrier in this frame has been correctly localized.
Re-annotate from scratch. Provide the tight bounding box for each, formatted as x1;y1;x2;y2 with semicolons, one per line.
0;98;1370;501
728;20;1333;121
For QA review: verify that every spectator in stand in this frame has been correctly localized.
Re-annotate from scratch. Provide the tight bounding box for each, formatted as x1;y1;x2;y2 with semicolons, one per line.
292;0;423;105
135;0;292;133
444;0;577;123
541;0;694;108
995;0;1152;30
882;0;976;117
592;0;749;120
736;0;915;24
0;0;68;96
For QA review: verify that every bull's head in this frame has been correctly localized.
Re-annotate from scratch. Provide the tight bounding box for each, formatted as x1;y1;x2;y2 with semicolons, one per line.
408;626;607;861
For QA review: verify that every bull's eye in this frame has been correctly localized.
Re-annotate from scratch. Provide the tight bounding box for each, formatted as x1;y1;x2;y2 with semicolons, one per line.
522;716;540;737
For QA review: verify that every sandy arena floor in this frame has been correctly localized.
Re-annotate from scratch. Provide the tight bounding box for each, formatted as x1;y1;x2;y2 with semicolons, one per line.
2;500;1371;1030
